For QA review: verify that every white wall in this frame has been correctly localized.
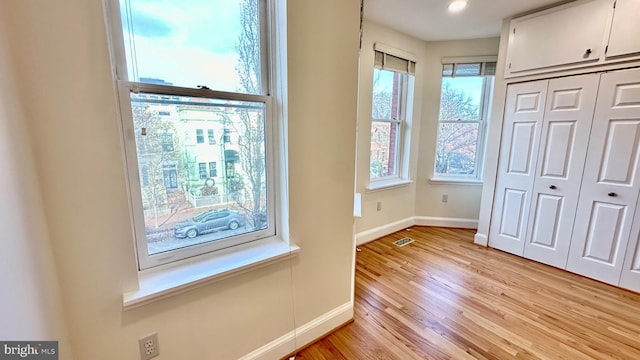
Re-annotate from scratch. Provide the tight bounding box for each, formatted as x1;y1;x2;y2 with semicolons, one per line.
0;0;359;359
355;20;426;235
0;10;73;358
414;38;500;220
355;20;499;238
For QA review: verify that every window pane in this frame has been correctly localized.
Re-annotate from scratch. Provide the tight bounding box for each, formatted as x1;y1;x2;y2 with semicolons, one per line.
435;123;479;175
130;91;268;255
119;0;263;94
372;69;402;120
370;121;400;179
439;77;483;121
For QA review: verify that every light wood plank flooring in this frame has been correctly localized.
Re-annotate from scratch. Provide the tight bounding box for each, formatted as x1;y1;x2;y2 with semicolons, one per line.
293;226;640;359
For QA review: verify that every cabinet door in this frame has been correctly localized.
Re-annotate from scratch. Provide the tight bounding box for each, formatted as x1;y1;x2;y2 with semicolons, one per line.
606;0;640;58
490;81;547;255
523;74;600;269
567;68;640;285
507;0;610;74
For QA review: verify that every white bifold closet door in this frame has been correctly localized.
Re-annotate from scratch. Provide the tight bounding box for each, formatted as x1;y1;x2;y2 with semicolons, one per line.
523;74;600;268
490;81;547;255
567;68;640;285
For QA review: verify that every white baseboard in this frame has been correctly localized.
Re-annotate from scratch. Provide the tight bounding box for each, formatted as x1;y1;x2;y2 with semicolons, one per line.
413;216;478;229
239;302;353;360
355;217;414;246
355;216;479;246
474;232;488;246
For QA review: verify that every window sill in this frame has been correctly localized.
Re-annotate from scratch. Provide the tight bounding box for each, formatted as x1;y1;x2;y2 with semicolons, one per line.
429;177;483;186
123;237;300;311
365;179;413;192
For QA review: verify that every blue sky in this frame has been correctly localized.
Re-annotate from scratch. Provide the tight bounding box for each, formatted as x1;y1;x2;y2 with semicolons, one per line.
120;0;249;91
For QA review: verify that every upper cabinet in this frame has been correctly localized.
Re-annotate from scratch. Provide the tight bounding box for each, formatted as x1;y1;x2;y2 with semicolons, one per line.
507;0;610;74
505;0;640;78
606;0;640;58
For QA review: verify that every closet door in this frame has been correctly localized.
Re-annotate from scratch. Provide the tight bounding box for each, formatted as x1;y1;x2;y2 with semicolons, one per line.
523;74;599;268
621;194;640;292
567;68;640;285
490;81;547;255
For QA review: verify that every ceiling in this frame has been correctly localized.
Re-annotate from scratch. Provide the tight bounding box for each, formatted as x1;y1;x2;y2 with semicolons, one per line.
363;0;567;41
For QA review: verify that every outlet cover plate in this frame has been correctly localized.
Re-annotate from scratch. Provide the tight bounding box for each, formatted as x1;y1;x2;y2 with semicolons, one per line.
139;332;160;360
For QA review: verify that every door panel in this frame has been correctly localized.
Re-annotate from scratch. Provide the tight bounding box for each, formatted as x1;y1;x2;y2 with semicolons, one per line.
529;194;563;248
582;202;626;263
498;189;527;239
490;80;548;255
507;122;538;174
540;121;575;178
598;120;640;184
524;74;599;268
568;68;640;285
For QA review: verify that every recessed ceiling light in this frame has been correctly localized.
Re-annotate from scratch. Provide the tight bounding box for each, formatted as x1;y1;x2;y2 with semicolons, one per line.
448;0;467;12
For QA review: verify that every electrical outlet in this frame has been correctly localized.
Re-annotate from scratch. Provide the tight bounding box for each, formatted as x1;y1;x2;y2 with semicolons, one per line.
442;194;448;203
139;332;159;360
376;201;382;211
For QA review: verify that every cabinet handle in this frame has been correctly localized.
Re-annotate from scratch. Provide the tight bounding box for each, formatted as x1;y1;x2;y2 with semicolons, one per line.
584;48;592;57
549;185;557;190
608;192;617;197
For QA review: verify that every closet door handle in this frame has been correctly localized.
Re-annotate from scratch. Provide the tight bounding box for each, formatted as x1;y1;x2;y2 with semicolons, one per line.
549;185;557;190
608;192;617;197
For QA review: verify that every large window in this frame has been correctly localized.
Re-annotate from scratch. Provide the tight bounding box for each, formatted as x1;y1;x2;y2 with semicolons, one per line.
370;46;415;183
434;61;495;180
109;0;276;269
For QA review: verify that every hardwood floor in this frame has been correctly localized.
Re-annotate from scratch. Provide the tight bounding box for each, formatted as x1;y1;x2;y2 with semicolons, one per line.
293;226;640;360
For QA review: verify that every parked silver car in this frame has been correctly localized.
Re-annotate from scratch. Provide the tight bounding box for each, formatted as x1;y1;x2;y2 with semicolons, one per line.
174;209;245;239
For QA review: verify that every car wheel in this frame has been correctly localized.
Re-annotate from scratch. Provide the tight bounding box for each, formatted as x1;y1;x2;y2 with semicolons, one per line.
186;229;198;238
228;221;239;230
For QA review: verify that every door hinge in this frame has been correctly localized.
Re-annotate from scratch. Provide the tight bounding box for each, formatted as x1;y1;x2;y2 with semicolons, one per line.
508;63;512;69
513;28;516;34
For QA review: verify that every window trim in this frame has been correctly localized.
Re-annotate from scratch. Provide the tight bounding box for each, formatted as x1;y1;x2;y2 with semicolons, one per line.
433;63;494;181
107;0;282;270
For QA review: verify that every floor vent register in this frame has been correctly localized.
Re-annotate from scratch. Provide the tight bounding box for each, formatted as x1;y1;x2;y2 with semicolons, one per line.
393;237;415;247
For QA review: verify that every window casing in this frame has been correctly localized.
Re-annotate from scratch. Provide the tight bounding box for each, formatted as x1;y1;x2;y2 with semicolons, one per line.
108;0;277;269
369;46;415;185
434;61;495;180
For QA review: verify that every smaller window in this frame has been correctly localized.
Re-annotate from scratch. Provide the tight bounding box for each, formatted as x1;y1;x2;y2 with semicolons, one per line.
198;163;207;179
209;162;217;177
161;133;174;152
208;129;216;145
434;61;495;179
196;129;205;144
370;65;414;181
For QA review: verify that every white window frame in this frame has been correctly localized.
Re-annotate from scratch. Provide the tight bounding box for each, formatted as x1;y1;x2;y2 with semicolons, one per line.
105;0;281;270
432;58;495;183
368;44;415;190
